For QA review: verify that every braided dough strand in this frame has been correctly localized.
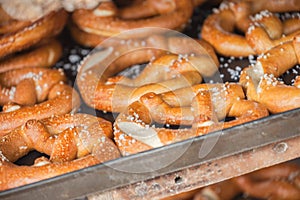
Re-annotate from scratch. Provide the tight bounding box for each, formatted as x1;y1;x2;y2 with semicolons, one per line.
240;35;300;113
0;81;80;137
201;0;300;57
246;10;300;54
114;83;268;155
0;113;120;191
78;46;218;113
0;113;113;162
0;68;66;105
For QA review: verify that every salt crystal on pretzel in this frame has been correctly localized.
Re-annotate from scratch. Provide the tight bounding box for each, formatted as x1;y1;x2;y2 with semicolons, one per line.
201;0;300;57
0;68;81;136
77;38;219;113
0;113;120;191
114;83;268;155
240;35;300;113
246;10;300;54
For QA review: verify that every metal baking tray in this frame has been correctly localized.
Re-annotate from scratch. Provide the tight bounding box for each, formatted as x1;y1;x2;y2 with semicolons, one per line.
1;109;300;200
1;2;300;199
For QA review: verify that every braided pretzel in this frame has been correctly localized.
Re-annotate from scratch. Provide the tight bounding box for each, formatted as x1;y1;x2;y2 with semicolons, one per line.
240;35;300;113
246;10;300;54
114;83;269;155
201;0;300;57
0;9;67;59
71;0;193;39
0;68;80;136
77;40;219;113
0;39;62;73
0;113;120;191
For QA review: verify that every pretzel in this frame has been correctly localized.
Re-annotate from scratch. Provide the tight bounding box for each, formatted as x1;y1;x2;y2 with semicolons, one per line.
0;6;32;34
68;21;108;47
71;0;193;39
192;162;300;200
0;9;67;59
233;163;300;199
0;68;80;136
113;83;269;155
193;179;241;200
0;113;120;191
246;10;300;54
117;0;206;20
201;0;300;57
77;39;219;113
240;35;300;113
0;39;62;73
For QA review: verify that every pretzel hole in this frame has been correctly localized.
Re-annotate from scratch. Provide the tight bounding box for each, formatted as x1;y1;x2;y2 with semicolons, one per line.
281;64;300;85
14;151;49;166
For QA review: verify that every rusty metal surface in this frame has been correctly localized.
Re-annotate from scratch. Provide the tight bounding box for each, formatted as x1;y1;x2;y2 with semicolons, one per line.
1;108;300;200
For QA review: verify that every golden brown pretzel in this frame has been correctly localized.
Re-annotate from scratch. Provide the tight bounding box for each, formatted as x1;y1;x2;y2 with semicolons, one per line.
0;113;113;162
0;39;62;73
240;35;300;113
0;113;120;191
0;68;80;136
0;9;67;59
77;41;219;113
72;0;193;38
114;83;268;155
246;10;300;54
201;0;300;57
0;67;66;106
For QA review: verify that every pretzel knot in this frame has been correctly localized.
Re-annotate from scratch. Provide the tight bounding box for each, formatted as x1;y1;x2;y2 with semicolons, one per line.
0;9;68;59
201;0;300;57
0;113;121;191
114;83;269;155
240;35;300;113
77;48;218;113
246;10;300;54
70;0;194;46
0;68;81;136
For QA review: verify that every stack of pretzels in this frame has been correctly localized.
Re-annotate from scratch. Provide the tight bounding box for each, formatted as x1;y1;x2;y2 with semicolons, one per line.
0;0;300;198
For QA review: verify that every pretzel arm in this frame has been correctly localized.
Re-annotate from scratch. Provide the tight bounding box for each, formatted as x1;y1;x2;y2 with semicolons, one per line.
0;39;62;73
0;10;67;59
